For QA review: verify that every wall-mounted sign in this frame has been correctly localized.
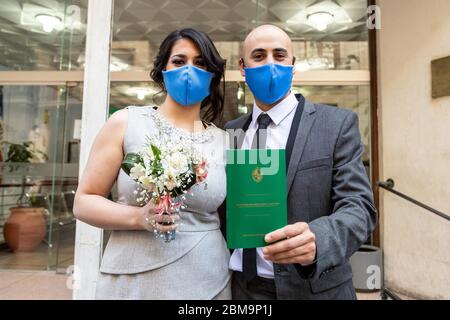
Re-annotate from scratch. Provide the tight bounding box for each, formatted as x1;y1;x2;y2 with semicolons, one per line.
432;56;450;99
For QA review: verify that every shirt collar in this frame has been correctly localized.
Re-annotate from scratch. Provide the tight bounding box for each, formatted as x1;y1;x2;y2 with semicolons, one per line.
252;92;298;127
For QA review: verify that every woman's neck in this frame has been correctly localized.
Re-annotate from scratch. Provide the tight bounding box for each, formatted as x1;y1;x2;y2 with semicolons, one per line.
157;95;203;133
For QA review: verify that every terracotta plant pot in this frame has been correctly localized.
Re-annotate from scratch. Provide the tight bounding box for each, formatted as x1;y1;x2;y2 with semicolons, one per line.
3;207;47;252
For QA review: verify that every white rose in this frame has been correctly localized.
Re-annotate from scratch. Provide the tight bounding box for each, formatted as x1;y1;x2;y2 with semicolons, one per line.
163;170;177;191
165;180;177;191
138;176;155;192
130;164;145;180
168;153;189;174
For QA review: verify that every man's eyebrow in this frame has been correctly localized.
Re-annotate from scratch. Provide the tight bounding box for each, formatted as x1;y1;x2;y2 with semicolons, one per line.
250;48;288;55
250;48;266;55
273;48;288;53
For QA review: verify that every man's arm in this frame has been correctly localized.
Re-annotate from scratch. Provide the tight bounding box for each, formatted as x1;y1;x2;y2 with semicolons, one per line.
263;111;377;280
305;111;377;279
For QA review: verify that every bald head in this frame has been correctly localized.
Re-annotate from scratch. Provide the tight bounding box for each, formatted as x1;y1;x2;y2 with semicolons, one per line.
241;24;294;68
244;25;292;52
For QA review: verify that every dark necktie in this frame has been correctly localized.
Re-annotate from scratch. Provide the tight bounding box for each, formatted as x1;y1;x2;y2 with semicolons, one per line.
243;113;272;281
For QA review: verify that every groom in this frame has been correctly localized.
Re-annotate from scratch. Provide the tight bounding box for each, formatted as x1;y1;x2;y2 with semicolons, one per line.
222;24;377;300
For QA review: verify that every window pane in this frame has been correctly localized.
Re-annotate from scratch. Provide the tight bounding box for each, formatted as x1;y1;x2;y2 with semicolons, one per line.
111;0;369;72
296;85;372;178
0;84;81;270
0;0;87;71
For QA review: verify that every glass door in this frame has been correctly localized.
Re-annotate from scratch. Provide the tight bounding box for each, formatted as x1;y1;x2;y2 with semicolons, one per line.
0;84;72;270
0;0;87;271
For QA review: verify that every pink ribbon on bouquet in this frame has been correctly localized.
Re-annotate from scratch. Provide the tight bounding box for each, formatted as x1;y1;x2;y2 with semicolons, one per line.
155;194;182;215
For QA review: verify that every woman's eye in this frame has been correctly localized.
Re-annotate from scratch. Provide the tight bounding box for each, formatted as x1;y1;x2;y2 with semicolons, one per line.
195;60;205;66
172;60;184;65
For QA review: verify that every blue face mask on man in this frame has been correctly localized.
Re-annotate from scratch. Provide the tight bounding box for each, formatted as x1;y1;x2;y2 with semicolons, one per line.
244;63;294;105
162;65;214;106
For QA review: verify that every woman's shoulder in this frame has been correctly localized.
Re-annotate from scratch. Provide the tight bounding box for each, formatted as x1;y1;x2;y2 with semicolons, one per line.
123;105;156;114
105;108;128;129
108;106;157;125
205;122;226;138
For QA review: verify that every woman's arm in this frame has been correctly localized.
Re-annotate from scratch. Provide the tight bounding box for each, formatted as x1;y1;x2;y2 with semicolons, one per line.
73;109;147;230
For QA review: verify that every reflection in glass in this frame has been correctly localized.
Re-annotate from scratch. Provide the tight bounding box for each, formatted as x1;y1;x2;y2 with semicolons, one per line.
110;0;369;72
0;0;88;71
0;84;82;271
296;85;371;177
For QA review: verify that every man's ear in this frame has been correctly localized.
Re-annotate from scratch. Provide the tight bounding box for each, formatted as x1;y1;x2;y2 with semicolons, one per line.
292;56;297;75
239;58;245;77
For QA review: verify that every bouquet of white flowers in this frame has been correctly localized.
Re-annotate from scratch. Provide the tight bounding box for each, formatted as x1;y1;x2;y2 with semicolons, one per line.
121;136;208;242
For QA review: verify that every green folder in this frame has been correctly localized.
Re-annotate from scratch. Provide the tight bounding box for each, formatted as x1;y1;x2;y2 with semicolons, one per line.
226;149;288;249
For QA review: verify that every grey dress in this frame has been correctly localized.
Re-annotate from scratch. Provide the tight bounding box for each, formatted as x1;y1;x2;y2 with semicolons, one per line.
95;106;232;300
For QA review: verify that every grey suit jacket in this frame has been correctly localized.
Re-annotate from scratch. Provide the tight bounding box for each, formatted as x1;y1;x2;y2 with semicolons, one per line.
224;97;377;300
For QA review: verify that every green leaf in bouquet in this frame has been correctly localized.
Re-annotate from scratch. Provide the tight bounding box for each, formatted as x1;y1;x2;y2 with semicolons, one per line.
151;163;163;176
121;152;143;175
150;144;161;161
170;172;197;198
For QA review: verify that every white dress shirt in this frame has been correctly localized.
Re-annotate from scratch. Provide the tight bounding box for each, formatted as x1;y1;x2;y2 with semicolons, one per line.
229;92;299;279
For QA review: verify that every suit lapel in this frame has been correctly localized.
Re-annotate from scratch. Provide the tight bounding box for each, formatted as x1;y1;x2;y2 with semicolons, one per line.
285;95;305;169
286;100;317;193
232;114;252;149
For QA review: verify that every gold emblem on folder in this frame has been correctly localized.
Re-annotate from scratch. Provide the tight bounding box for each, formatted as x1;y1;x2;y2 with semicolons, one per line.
252;167;263;183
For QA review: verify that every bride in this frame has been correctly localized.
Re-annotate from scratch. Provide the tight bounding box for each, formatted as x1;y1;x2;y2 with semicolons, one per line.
73;28;231;299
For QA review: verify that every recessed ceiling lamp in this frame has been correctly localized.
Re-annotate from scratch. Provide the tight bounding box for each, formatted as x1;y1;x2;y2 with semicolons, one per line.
307;11;334;31
127;87;156;100
35;14;62;33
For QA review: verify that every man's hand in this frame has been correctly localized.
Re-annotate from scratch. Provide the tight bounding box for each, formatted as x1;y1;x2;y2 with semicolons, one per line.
263;222;316;266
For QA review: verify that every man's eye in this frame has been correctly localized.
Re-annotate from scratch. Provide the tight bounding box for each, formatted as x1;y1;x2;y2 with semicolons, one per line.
253;55;263;60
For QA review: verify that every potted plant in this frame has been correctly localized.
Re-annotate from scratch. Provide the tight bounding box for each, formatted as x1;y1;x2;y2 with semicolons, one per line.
1;141;47;164
1;141;48;252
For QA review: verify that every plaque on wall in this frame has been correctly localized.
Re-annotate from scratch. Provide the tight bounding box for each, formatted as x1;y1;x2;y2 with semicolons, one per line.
431;56;450;99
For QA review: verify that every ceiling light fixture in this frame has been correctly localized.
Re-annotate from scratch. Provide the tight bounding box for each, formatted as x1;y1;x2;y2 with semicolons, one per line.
127;87;155;101
35;14;62;33
136;89;148;101
307;11;334;31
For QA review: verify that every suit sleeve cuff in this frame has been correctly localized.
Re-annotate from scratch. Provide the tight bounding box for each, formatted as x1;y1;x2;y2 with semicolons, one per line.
295;260;317;279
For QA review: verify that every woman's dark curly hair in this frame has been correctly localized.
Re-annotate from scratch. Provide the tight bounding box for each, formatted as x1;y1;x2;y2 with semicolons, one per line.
150;28;226;123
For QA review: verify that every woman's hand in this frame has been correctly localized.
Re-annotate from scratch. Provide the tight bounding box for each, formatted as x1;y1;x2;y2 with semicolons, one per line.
137;200;180;233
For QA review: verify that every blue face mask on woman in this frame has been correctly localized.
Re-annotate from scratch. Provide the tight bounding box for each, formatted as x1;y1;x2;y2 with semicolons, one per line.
244;63;294;105
162;65;214;106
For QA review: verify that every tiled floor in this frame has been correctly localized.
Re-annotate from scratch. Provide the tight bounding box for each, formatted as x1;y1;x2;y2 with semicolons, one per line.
0;229;75;299
0;225;75;270
0;270;72;300
357;291;383;300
